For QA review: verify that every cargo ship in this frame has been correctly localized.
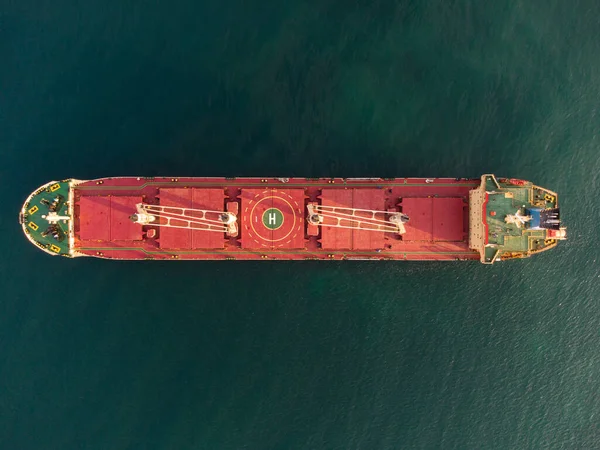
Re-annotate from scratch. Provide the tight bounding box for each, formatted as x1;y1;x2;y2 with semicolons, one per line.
19;175;566;264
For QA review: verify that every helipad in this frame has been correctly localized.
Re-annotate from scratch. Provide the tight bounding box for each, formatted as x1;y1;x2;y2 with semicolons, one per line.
241;188;305;249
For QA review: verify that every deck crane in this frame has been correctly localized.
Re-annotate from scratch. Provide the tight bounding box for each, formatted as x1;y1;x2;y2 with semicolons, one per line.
130;203;238;236
306;204;409;235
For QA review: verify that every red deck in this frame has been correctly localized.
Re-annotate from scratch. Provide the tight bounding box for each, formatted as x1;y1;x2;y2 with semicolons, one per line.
78;196;142;241
72;177;480;261
157;188;225;249
320;189;387;250
401;197;465;242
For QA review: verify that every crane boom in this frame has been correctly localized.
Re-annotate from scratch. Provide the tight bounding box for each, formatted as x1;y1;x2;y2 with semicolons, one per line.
131;203;238;235
307;204;409;235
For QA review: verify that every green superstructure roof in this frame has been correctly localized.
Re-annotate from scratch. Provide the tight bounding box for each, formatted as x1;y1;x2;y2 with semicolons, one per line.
469;175;566;264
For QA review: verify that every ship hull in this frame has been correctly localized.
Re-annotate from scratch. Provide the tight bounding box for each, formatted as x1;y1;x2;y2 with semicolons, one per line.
21;175;565;263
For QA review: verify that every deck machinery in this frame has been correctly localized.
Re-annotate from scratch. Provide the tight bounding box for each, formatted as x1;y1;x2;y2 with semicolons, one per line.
19;174;566;263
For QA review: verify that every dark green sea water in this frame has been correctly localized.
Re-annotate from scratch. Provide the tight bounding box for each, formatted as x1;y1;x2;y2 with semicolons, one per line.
1;1;599;449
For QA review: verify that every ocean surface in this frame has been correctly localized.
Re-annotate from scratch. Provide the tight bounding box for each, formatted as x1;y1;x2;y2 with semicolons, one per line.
1;1;599;449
